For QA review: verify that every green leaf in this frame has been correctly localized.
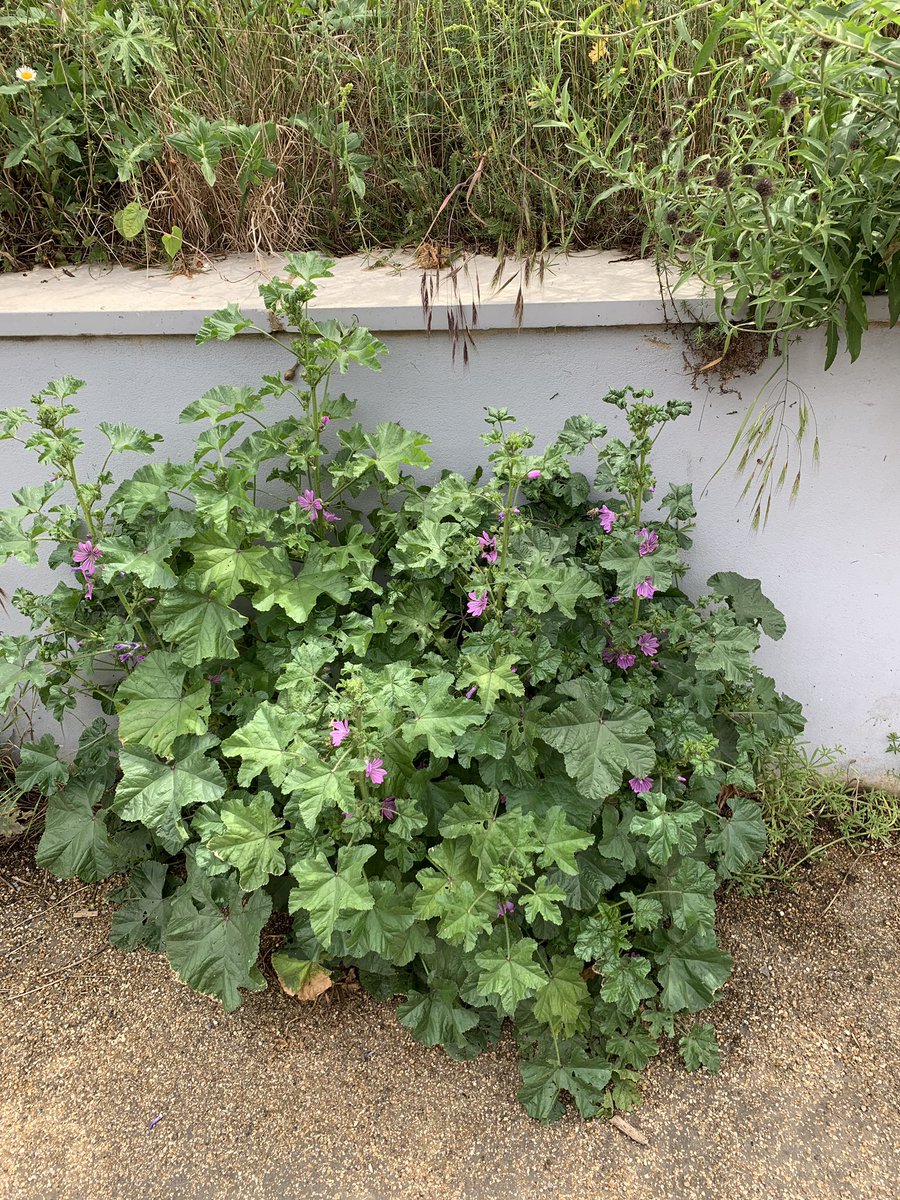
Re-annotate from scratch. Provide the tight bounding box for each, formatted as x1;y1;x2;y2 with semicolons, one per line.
179;384;266;424
113;200;148;240
533;956;590;1037
622;891;664;932
220;702;308;788
98;422;162;455
397;979;480;1047
520;875;567;925
507;562;603;619
195;303;254;344
693;621;759;683
186;526;276;602
289;845;376;946
518;1047;611;1121
600;535;680;595
538;677;654;801
116;652;211;757
114;735;225;853
284;755;355;831
109;860;174;951
161;226;183;259
706;572;786;640
706;795;768;876
630;792;701;866
253;546;358;623
661;857;717;934
536;806;594;876
475;937;547;1015
679;1022;721;1072
364;421;432;484
16;734;68;794
154;588;246;666
401;672;481;756
658;935;732;1013
338;880;420;963
35;777;120;882
206;791;286;891
599;954;657;1015
456;654;525;714
99;535;178;589
553;414;607;454
165;867;271;1012
573;902;630;963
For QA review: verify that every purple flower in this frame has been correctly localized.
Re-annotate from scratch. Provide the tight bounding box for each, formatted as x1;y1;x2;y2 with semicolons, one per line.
380;796;397;821
678;775;687;783
207;672;224;684
498;793;507;807
607;595;621;604
320;415;331;428
72;539;102;577
510;665;517;674
498;507;520;524
331;719;350;747
616;652;636;670
601;647;617;665
638;528;659;557
365;757;387;785
527;469;542;480
114;641;147;665
477;530;498;564
296;489;324;519
467;589;488;617
322;510;340;524
629;777;654;794
465;685;477;699
497;899;515;918
636;577;656;600
597;505;617;533
637;632;659;657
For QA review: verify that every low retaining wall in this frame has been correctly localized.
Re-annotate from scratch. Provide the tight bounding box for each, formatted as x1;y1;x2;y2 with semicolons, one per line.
0;253;897;772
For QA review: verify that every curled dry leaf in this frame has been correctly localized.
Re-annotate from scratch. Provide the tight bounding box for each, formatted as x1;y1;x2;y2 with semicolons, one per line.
271;951;333;1001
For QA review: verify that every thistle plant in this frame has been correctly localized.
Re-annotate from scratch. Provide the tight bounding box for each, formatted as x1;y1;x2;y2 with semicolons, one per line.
0;257;803;1120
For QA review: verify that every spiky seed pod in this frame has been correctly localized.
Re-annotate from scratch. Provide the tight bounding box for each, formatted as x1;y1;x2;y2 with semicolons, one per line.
658;125;674;146
665;208;679;226
754;177;776;200
677;167;690;184
682;230;700;247
714;166;733;190
778;89;798;110
770;268;784;281
740;163;756;177
720;114;732;126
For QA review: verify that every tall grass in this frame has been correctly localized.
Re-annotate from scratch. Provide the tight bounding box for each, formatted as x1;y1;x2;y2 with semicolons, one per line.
1;0;730;264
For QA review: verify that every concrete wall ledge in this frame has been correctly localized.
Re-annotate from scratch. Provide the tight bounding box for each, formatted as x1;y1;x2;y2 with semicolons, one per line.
0;251;891;337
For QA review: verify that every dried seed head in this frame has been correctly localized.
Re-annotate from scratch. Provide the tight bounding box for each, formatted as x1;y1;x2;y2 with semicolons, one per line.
658;125;674;146
720;114;732;126
684;97;698;112
754;177;776;200
740;163;756;177
714;166;733;190
676;167;690;184
728;248;741;262
770;268;784;281
665;208;680;226
682;230;700;247
778;88;798;110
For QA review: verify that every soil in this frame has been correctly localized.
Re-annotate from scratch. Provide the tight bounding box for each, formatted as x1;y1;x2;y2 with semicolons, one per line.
1;839;898;1200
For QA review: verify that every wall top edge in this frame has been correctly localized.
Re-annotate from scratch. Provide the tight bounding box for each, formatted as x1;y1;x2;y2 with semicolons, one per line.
0;250;891;337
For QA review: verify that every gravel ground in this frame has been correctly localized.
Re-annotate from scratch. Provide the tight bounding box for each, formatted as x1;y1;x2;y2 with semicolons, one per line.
1;841;898;1200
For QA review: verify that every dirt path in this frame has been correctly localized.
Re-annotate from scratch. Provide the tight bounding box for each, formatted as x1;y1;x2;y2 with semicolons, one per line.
1;841;898;1200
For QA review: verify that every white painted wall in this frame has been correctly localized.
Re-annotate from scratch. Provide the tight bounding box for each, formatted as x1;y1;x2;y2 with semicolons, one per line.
0;257;897;772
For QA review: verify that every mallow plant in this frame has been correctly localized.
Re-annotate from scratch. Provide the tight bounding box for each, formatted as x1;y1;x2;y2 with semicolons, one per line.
0;255;804;1120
